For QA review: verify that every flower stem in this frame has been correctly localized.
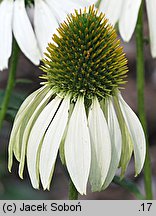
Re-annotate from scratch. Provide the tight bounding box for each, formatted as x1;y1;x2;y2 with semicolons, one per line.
136;2;153;199
0;39;19;130
113;176;145;200
68;179;79;200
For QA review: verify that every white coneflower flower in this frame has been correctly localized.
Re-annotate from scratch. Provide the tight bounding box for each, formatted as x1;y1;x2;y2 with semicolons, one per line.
0;0;41;70
8;6;146;195
99;0;156;58
0;0;91;71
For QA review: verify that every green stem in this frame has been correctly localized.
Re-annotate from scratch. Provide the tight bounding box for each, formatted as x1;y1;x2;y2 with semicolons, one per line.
68;179;79;200
113;176;145;200
0;39;19;130
136;3;153;199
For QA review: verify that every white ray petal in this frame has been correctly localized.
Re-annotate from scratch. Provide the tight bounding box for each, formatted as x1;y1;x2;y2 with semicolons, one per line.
26;3;34;24
119;0;141;41
118;93;146;175
59;103;74;165
18;90;53;179
13;0;41;64
88;97;111;192
113;95;133;177
40;96;70;190
65;97;91;195
34;0;58;56
99;0;123;26
44;0;90;23
146;0;156;58
13;128;21;162
44;0;67;23
56;0;89;12
102;98;122;190
15;86;47;120
8;86;48;171
13;88;50;163
27;96;62;189
0;0;13;70
87;0;97;5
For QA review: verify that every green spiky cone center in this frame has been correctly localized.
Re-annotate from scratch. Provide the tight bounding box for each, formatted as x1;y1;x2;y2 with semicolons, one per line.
41;6;128;100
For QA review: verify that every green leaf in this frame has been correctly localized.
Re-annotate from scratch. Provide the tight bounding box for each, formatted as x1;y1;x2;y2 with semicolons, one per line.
0;90;27;121
15;78;33;84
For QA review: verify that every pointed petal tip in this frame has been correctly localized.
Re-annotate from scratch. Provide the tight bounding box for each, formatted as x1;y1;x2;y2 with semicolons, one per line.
83;191;87;196
135;160;145;176
32;59;41;66
8;167;12;173
43;187;46;191
33;186;40;190
78;188;86;195
151;53;156;58
42;183;50;191
19;175;24;180
0;65;8;71
122;36;131;43
32;182;39;190
47;185;50;191
8;156;13;173
18;168;24;179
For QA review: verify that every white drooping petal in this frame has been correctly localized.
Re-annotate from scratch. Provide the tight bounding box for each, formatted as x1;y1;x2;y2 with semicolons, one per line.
102;98;122;190
113;95;133;177
34;0;58;56
59;103;74;165
13;86;48;161
18;90;53;179
40;96;70;190
8;86;48;171
119;0;141;41
65;97;91;195
88;97;111;192
146;0;156;58
99;0;123;26
13;0;41;64
44;0;67;23
15;86;48;120
118;93;146;175
0;0;13;70
27;96;62;189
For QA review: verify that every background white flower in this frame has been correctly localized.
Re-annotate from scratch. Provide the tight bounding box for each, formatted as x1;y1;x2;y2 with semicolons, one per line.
99;0;156;58
0;0;41;71
0;0;92;71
